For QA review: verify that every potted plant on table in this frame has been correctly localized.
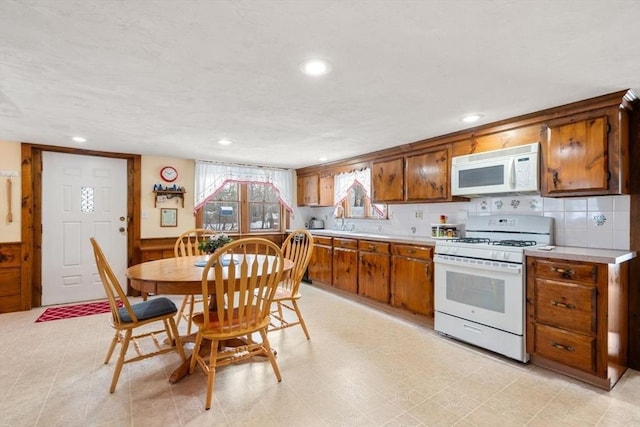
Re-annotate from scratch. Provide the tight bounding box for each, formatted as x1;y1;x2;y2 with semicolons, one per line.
198;233;233;255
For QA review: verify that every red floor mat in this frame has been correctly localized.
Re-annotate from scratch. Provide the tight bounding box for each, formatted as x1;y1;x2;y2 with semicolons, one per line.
35;300;121;322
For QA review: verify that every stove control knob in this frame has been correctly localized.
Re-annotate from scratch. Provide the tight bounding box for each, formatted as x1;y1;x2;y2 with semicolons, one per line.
503;252;510;260
450;248;458;255
491;251;498;258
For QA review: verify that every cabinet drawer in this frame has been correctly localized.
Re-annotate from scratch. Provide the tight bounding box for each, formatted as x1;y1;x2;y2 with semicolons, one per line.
535;279;596;334
391;244;433;260
532;259;599;285
314;236;332;246
358;240;390;253
534;324;595;373
0;244;21;268
333;238;358;249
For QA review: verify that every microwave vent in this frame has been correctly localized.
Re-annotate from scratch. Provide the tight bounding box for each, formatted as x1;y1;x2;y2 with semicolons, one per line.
463;142;538;163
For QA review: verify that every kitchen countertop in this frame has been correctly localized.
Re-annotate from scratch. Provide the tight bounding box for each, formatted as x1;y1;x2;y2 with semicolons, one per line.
524;246;636;264
298;230;637;264
302;229;436;246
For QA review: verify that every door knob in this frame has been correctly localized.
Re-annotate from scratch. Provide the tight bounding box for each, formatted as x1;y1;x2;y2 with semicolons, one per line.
119;227;126;233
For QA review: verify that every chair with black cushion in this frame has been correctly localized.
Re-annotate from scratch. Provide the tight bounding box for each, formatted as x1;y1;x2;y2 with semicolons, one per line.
89;238;186;393
174;228;218;334
268;229;314;339
189;238;285;410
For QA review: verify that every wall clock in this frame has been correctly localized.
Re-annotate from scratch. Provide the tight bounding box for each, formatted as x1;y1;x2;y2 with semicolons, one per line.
160;166;178;182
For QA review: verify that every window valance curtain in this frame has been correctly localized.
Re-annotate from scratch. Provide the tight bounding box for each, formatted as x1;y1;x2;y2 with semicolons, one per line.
194;161;294;212
334;168;371;205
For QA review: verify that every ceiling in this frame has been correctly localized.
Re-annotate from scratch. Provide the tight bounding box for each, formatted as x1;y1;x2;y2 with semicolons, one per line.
1;1;639;170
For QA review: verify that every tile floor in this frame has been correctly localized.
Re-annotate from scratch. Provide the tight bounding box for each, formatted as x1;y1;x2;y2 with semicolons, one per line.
1;283;639;426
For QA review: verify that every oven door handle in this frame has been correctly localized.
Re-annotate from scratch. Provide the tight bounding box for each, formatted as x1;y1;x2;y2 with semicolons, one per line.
434;254;522;274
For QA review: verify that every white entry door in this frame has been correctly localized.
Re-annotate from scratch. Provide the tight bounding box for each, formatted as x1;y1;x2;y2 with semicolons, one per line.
42;152;128;306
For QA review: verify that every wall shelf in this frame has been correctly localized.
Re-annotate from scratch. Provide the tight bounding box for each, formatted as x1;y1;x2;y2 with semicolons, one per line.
153;190;186;208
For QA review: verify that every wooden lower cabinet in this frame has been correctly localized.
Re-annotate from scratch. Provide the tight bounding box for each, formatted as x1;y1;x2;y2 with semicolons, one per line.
390;244;433;317
358;240;390;303
332;238;358;293
0;243;23;313
308;234;435;319
307;236;332;285
526;256;628;390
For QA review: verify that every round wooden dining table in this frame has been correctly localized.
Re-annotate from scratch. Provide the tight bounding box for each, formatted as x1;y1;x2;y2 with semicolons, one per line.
126;254;293;295
126;254;293;383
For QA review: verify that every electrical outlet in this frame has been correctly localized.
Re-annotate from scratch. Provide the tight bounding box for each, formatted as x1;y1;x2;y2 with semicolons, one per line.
415;210;423;220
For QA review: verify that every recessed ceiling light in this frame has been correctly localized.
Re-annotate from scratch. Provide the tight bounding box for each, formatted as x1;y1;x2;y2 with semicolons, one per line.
72;136;86;143
217;139;232;146
319;157;328;162
461;113;484;123
300;59;332;76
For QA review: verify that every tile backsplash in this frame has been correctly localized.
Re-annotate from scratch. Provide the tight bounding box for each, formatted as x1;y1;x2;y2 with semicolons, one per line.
294;195;631;250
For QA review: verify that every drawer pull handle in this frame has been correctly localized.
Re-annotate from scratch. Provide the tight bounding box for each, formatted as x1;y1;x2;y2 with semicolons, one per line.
551;267;575;277
406;249;416;254
551;300;575;310
551;341;574;352
369;245;376;250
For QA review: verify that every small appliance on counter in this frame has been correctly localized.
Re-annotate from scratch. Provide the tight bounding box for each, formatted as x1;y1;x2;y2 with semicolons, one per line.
305;217;325;230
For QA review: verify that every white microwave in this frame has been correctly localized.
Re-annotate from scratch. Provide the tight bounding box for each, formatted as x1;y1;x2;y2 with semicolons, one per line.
451;142;539;197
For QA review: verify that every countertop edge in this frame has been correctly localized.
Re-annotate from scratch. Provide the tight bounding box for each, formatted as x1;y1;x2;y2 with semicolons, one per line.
300;230;436;246
524;246;637;264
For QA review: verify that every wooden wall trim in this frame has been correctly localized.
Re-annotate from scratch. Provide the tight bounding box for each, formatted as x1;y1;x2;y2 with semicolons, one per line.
297;90;635;177
21;144;141;309
628;98;640;370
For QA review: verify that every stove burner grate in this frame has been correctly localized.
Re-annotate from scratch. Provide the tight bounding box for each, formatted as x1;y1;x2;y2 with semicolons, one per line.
445;237;491;244
490;240;538;247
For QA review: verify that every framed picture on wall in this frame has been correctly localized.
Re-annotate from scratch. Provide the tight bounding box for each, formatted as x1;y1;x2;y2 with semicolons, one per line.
160;208;177;227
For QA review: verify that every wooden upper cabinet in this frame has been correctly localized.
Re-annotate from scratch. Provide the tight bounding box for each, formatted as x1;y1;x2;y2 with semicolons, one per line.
452;124;542;157
542;116;609;195
406;147;450;201
372;157;404;202
318;175;334;207
296;174;319;206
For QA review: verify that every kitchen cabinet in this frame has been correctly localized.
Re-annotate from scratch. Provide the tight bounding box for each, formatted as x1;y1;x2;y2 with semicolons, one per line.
526;256;628;390
297;174;319;206
332;238;358;294
405;147;450;201
319;175;334;206
373;147;460;203
297;173;334;206
390;244;433;317
358;240;390;303
0;243;22;313
307;235;332;285
451;124;542;157
542;116;609;194
371;157;404;202
540;99;632;197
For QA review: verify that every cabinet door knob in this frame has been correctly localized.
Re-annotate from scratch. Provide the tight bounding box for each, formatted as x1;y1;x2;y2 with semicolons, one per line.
551;267;575;278
551;341;574;352
551;300;575;309
552;170;560;188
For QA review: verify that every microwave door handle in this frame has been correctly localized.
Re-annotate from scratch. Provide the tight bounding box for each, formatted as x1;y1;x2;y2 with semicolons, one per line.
508;158;516;190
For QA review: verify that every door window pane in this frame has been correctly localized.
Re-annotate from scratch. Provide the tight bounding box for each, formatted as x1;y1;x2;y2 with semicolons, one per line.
80;186;94;212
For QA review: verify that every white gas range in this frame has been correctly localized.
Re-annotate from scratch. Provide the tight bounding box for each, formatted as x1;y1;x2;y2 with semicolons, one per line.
434;215;553;362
